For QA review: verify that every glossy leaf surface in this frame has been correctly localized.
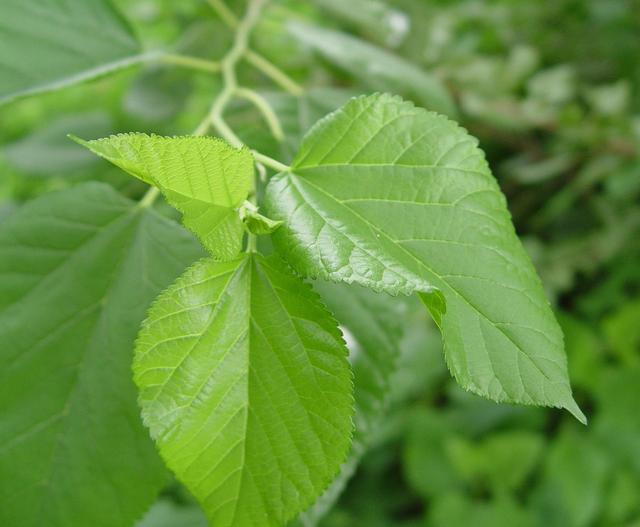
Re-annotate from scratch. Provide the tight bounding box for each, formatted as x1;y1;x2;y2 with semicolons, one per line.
266;93;584;422
134;254;353;527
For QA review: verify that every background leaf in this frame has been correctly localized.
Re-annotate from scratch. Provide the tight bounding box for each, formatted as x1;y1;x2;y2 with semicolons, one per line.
288;22;456;117
0;0;143;104
2;111;113;176
295;283;408;525
0;182;203;527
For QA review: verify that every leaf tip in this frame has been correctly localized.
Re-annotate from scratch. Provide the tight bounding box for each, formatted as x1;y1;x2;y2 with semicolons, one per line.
565;398;588;425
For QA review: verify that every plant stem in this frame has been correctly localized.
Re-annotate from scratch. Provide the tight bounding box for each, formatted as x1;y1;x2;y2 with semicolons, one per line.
141;0;290;215
235;87;284;141
206;0;239;27
245;50;304;96
159;53;220;73
252;151;289;172
207;0;303;96
206;0;266;148
139;186;160;208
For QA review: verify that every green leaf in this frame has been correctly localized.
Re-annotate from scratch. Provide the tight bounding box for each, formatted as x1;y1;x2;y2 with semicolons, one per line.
265;93;584;422
260;89;358;160
403;410;462;499
447;431;544;492
3;111;113;176
593;366;640;475
308;0;409;47
295;283;407;525
133;254;353;527
531;426;610;527
124;67;193;123
316;283;405;440
0;182;204;527
136;499;207;527
429;494;537;527
239;202;283;235
288;22;456;117
557;312;603;389
73;133;254;260
0;0;143;105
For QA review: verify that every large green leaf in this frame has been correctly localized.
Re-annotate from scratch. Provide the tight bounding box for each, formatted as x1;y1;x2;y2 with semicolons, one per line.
74;133;254;260
0;0;143;104
265;93;584;422
0;183;203;527
288;22;456;117
3;111;113;176
134;254;353;527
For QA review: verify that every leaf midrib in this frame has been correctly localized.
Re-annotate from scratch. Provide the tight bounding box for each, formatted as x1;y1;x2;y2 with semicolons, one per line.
32;207;145;527
286;172;560;386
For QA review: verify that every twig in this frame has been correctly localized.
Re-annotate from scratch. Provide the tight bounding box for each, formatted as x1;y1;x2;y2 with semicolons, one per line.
159;53;220;73
245;50;303;96
235;87;284;141
207;0;303;96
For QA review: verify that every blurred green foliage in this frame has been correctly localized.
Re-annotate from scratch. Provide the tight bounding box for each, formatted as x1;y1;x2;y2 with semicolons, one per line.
1;0;638;526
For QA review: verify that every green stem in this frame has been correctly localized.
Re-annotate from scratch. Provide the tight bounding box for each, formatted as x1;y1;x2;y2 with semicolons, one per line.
206;0;239;27
207;0;303;96
159;53;220;73
139;186;160;208
206;0;266;146
245;50;304;96
252;151;289;172
211;115;243;147
247;232;257;252
235;87;285;141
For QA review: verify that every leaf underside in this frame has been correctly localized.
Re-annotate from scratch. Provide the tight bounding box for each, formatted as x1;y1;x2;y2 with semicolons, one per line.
134;254;354;527
266;93;585;423
74;133;254;261
0;182;203;527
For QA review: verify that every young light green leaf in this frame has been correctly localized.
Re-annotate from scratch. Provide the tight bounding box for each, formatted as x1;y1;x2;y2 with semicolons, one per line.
0;0;143;104
134;254;354;527
239;201;283;235
73;133;254;260
288;22;456;117
0;182;204;527
265;93;585;422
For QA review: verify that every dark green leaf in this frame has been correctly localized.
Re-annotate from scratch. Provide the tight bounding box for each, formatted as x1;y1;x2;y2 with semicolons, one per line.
0;182;203;527
0;0;143;104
